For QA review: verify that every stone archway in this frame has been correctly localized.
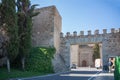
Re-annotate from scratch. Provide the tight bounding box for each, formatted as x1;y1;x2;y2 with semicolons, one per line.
82;60;87;67
58;30;120;72
70;44;100;68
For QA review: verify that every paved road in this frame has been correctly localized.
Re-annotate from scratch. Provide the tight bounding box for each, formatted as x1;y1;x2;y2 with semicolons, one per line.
15;68;114;80
92;71;114;80
16;68;100;80
22;71;99;80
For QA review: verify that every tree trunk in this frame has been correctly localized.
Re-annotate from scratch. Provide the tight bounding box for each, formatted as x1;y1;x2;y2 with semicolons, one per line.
21;57;25;71
6;57;10;72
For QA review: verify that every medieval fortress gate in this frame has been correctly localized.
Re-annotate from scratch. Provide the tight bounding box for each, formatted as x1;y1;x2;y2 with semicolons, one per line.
32;6;120;72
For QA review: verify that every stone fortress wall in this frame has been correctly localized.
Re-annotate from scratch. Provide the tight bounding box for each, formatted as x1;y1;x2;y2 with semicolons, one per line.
32;5;120;72
60;28;120;71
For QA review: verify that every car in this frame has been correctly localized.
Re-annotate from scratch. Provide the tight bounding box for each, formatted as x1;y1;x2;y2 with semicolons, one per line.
71;64;77;69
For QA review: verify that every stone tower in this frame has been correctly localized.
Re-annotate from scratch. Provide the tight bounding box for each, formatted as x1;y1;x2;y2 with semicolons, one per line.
32;5;62;51
32;6;66;72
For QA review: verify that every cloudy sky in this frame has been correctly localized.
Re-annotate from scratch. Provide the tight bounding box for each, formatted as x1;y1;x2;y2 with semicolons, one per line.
31;0;120;34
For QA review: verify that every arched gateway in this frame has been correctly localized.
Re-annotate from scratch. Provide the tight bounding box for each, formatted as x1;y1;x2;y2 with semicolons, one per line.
58;29;120;72
32;6;120;72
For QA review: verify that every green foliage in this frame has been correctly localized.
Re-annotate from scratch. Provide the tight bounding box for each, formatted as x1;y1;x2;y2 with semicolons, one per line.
17;0;31;58
26;47;56;73
1;0;18;60
17;0;39;58
0;2;2;26
0;0;39;71
92;43;100;61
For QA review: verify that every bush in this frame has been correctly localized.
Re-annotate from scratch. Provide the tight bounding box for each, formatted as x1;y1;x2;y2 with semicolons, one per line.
26;47;56;73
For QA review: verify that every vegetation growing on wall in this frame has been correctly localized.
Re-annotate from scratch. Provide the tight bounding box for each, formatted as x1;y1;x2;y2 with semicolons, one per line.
92;43;100;61
26;47;56;73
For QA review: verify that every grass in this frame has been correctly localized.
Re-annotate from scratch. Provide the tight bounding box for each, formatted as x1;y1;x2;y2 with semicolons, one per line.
0;68;51;80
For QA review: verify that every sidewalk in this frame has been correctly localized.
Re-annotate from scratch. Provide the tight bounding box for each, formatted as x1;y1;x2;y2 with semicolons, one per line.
92;71;114;80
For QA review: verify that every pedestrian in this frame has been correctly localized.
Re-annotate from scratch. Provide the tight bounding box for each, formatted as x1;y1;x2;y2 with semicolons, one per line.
108;61;113;72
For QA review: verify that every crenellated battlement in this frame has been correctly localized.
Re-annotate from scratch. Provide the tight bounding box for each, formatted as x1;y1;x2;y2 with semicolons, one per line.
60;28;120;38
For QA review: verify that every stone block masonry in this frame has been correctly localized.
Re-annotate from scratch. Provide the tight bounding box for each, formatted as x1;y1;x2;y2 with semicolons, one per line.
32;5;62;52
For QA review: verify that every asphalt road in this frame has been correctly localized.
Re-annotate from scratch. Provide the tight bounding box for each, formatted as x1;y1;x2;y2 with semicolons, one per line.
20;68;101;80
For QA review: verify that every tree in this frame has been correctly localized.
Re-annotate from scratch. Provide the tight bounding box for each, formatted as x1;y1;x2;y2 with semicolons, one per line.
0;1;2;26
93;43;100;62
17;0;39;70
1;0;19;72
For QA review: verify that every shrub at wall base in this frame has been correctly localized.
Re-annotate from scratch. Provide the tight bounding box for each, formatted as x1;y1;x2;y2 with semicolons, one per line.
26;47;56;73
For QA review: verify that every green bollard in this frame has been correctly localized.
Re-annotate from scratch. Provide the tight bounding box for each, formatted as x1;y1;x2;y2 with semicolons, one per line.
118;57;120;80
114;57;120;80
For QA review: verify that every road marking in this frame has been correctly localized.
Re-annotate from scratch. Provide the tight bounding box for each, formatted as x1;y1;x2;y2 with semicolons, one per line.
88;71;101;80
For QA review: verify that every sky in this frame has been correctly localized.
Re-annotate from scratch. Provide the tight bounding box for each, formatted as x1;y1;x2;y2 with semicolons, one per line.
31;0;120;34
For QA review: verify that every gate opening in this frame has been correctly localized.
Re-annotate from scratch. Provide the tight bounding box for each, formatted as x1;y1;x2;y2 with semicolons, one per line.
70;43;102;69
